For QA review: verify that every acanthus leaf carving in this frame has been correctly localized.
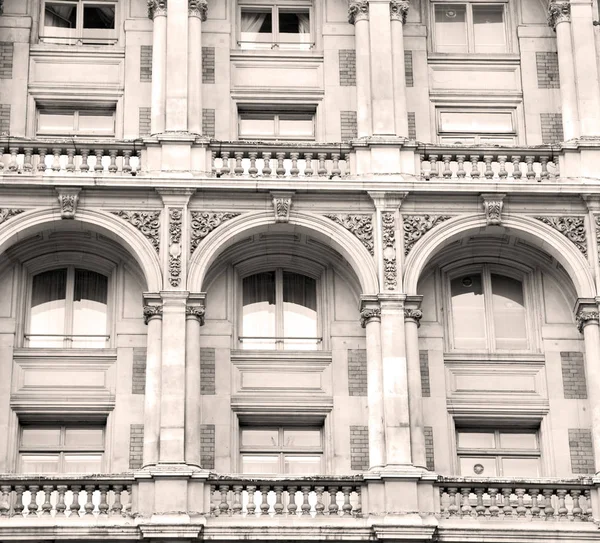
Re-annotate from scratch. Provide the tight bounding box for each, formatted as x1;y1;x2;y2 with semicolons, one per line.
576;311;600;333
143;304;163;325
390;0;410;23
186;305;206;326
403;215;452;255
482;194;505;226
324;214;374;255
404;308;423;322
57;188;81;220
360;307;381;328
148;0;167;19
190;211;240;255
112;211;161;253
189;0;208;20
548;0;570;29
381;212;397;290
535;216;587;255
348;0;369;24
273;195;292;223
169;208;183;287
0;208;24;225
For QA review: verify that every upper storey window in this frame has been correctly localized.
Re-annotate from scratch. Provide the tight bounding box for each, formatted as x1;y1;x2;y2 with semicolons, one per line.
239;109;315;140
437;109;516;144
37;106;115;137
41;1;117;45
239;1;312;50
432;2;507;53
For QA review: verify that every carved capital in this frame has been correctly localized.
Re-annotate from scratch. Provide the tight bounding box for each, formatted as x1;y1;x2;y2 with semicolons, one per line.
272;192;293;223
112;211;161;253
0;208;24;225
548;0;570;29
143;304;163;324
360;307;381;328
390;0;409;23
325;214;374;255
148;0;167;19
57;188;81;220
576;311;600;333
190;211;240;255
348;0;369;24
186;305;206;325
189;0;208;20
535;216;587;255
403;215;452;255
482;193;505;226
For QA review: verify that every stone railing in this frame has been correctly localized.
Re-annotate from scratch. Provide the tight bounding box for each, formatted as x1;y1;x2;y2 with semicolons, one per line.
0;139;144;176
0;475;134;518
206;475;363;517
208;142;352;179
417;145;561;182
437;477;594;521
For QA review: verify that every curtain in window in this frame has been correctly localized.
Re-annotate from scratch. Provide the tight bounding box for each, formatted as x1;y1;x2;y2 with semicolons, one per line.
243;272;276;305
297;13;310;34
45;4;77;28
32;269;67;306
74;269;108;304
241;12;268;32
283;272;316;310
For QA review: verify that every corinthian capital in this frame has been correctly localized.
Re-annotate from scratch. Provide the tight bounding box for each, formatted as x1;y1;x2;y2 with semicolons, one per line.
148;0;167;19
348;0;369;24
390;0;410;23
189;0;208;20
548;0;571;29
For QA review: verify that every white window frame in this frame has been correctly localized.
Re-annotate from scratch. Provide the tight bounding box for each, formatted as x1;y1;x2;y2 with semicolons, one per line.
36;105;116;138
40;0;118;45
436;107;517;145
237;107;316;141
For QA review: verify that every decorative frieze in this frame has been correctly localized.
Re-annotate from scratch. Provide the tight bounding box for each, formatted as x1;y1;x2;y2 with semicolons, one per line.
348;0;369;24
168;208;183;287
360;307;381;328
325;214;374;255
186;305;206;326
381;212;397;290
148;0;167;19
535;216;587;255
576;311;600;333
0;208;24;225
403;215;452;255
190;211;240;255
548;0;570;29
390;0;409;23
57;188;80;220
189;0;207;19
112;211;161;253
482;194;505;226
143;304;163;324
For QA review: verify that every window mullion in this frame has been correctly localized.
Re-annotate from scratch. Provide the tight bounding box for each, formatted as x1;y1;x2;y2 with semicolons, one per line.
276;268;284;349
64;267;76;346
483;266;496;351
77;1;84;38
466;3;475;53
273;6;279;45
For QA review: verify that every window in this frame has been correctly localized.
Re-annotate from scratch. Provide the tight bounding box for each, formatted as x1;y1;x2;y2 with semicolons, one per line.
241;270;320;350
240;426;323;474
447;266;529;351
437;109;516;144
432;2;507;53
41;0;117;44
238;109;315;140
457;429;540;476
239;2;312;50
37;106;116;137
19;424;104;473
27;267;109;348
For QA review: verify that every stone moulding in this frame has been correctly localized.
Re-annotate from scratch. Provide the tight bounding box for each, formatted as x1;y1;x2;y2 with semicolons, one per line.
0;208;24;226
324;214;374;255
381;212;397;290
111;211;161;253
169;208;183;287
403;215;452;255
535;216;587;255
189;211;240;255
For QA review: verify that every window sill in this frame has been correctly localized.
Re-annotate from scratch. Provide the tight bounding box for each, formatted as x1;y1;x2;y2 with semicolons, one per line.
427;53;521;63
13;348;117;359
231;350;332;362
444;352;545;364
30;44;125;58
231;49;324;61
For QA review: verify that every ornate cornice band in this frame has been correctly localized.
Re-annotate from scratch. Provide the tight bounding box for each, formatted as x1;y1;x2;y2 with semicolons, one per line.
348;0;369;24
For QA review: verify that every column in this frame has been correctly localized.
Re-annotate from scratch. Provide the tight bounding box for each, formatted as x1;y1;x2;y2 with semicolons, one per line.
361;301;386;469
390;1;409;137
548;1;580;140
142;302;163;467
165;0;189;131
149;0;167;135
349;1;372;137
185;302;205;467
404;297;426;469
188;1;207;134
576;300;600;472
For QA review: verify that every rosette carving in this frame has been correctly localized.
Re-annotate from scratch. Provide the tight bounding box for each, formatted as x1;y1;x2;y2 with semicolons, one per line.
325;214;374;255
403;215;452;255
0;208;24;225
535;216;587;255
112;211;161;253
190;211;240;255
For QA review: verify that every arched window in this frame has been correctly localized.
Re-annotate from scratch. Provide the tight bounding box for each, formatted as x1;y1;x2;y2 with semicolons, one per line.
27;267;109;348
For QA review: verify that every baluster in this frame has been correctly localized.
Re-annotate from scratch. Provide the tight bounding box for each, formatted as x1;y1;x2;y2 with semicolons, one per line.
469;154;480;179
14;485;24;517
70;485;81;518
64;148;75;173
570;489;582;521
209;484;217;516
108;150;118;173
261;152;272;176
585;489;593;520
525;156;536;180
543;489;555;520
341;486;352;516
84;485;95;515
80;148;90;173
41;485;53;516
421;154;429;180
288;486;298;515
23;147;33;172
483;155;494;179
231;485;243;515
498;155;508;180
460;487;472;517
456;155;466;179
442;154;452;179
331;153;341;178
304;153;314;177
246;485;257;516
28;485;39;517
556;489;568;520
429;154;439;178
539;155;550;181
355;486;362;515
315;486;325;515
55;485;67;516
218;485;229;515
510;155;522;179
234;152;244;176
301;486;311;515
37;148;48;173
8;147;19;171
529;489;540;519
51;148;62;172
501;488;513;518
317;153;327;177
260;485;270;516
328;486;339;515
515;488;526;518
126;484;133;515
220;152;230;176
248;152;258;176
290;153;300;177
0;485;10;517
94;149;104;172
276;152;286;177
274;486;284;515
488;488;499;517
111;485;124;516
474;487;485;517
447;487;459;517
122;150;132;174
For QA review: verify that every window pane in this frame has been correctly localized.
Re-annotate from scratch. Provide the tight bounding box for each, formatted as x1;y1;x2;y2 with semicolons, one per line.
457;432;495;449
283;429;321;448
239;116;276;138
241;454;279;474
284;455;321;474
450;274;486;349
21;427;61;448
434;4;467;53
65;428;104;449
83;5;116;29
473;5;506;53
45;3;77;28
63;454;103;473
501;457;540;476
440;112;514;133
242;272;276;348
459;456;497;476
72;270;108;348
278;11;311;48
240;10;272;47
20;454;60;474
29;269;67;347
491;274;527;350
499;432;538;450
78;112;115;134
38;112;74;133
283;272;318;347
241;429;278;448
278;116;314;137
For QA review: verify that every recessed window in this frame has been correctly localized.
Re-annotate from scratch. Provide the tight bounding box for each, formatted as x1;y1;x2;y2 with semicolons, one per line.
457;429;540;476
37;107;115;137
437;109;516;144
27;267;109;348
240;426;323;474
239;2;312;50
41;0;117;44
432;2;507;53
241;270;319;350
238;109;315;140
19;424;104;473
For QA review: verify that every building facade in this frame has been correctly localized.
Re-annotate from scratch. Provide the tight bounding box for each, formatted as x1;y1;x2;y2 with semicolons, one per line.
0;0;600;541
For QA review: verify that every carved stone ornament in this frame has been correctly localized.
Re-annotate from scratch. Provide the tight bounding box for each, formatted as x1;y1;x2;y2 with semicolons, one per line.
0;208;24;225
576;311;600;333
324;214;374;255
348;0;369;24
190;211;240;255
404;308;423;322
112;211;161;253
403;215;452;255
482;194;505;226
535;216;587;255
390;0;409;23
548;0;570;29
148;0;167;19
381;212;397;290
169;208;183;287
189;0;208;20
186;305;206;325
143;304;163;325
0;0;4;16
360;307;381;328
57;190;80;220
273;196;292;223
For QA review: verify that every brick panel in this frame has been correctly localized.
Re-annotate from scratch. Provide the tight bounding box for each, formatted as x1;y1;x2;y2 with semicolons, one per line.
408;112;416;140
350;425;369;470
569;428;594;474
424;426;435;471
132;348;147;394
340;111;358;141
202;47;215;84
202;108;215;138
0;104;10;135
420;350;431;397
0;42;13;79
540;113;564;143
561;351;587;399
201;347;216;395
138;107;151;137
140;45;152;82
129;424;144;469
348;349;367;397
405;51;414;87
201;424;215;469
339;49;356;86
536;52;560;89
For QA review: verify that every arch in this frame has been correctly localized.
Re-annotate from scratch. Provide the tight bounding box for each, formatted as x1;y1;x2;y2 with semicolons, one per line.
188;211;379;295
404;214;596;298
0;208;162;292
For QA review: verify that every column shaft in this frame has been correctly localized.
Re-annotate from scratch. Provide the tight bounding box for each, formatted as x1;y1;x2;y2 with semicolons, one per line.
188;13;203;134
405;317;426;468
391;18;409;137
185;313;202;466
555;20;580;139
354;18;372;137
365;317;386;469
143;315;162;466
165;0;189;131
150;14;167;134
582;321;600;470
